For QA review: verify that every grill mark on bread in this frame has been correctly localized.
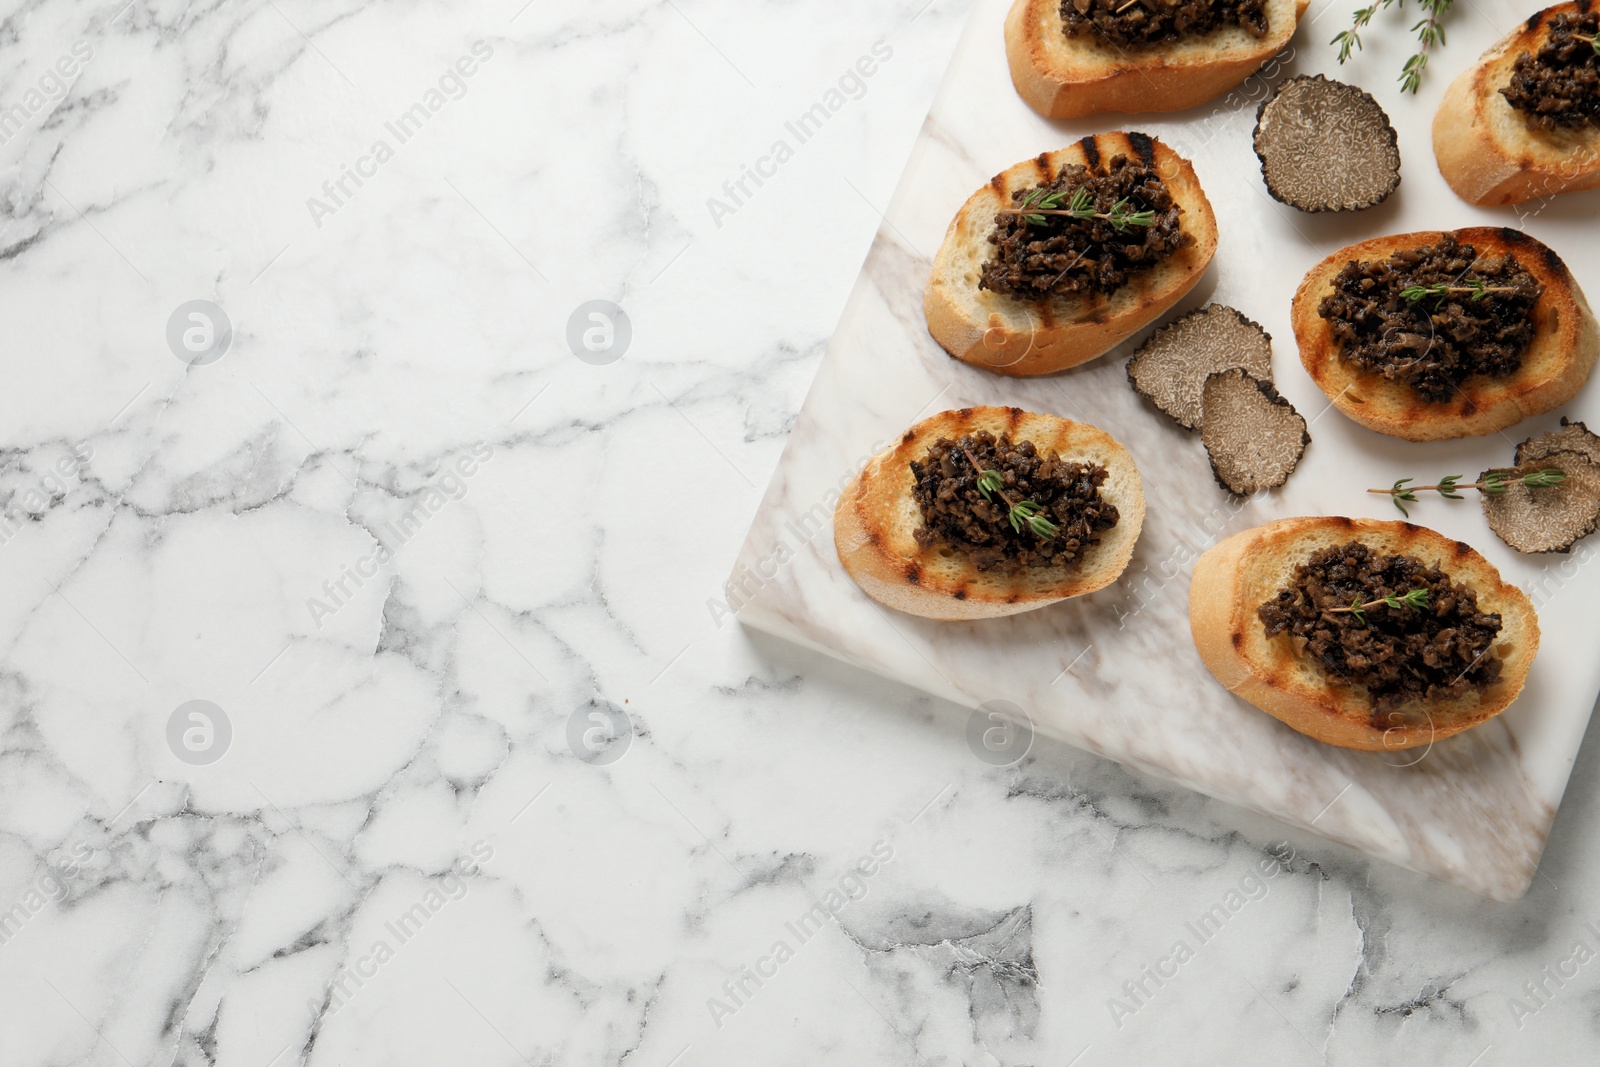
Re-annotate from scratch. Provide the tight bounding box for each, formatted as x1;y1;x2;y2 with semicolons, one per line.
1495;227;1570;278
905;563;921;584
1128;131;1156;166
1540;242;1569;277
1079;136;1101;169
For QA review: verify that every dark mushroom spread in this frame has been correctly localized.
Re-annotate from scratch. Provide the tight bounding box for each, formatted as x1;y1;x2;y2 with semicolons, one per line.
1501;12;1600;131
980;155;1189;299
1060;0;1268;48
910;431;1119;573
1257;541;1503;716
1316;234;1544;404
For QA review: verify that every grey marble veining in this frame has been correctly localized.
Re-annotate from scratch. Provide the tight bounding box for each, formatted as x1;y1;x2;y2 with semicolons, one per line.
0;0;1596;1064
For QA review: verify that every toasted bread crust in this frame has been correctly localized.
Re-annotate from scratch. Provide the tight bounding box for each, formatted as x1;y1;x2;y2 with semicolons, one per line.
1004;0;1308;118
1291;227;1600;441
1189;517;1540;751
833;407;1145;620
924;134;1218;377
1433;2;1600;207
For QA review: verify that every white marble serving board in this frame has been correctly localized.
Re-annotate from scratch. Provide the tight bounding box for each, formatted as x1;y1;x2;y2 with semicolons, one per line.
729;0;1600;902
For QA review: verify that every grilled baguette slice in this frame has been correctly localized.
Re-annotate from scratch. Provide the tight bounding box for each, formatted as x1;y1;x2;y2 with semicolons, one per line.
1433;2;1600;207
1189;516;1539;751
1291;227;1599;441
834;406;1144;620
924;133;1217;377
1004;0;1308;118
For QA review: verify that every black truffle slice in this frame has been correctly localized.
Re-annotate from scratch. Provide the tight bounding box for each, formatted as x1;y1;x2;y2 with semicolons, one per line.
1481;450;1600;554
1515;417;1600;468
1200;369;1310;495
1253;75;1401;212
1127;305;1274;430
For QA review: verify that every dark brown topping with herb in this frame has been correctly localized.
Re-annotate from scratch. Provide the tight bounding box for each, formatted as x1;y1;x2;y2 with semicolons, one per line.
1061;0;1268;49
1258;541;1503;714
1317;234;1544;403
981;154;1188;299
910;431;1119;573
1502;12;1600;131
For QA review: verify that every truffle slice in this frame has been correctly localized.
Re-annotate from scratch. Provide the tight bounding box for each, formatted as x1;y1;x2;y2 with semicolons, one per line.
1200;369;1310;495
1515;417;1600;469
1481;450;1600;554
1127;305;1274;430
1253;75;1401;212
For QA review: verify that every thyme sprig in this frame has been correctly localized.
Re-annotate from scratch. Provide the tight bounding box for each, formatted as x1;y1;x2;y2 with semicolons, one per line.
964;449;1062;540
1000;186;1157;232
1332;0;1454;93
1327;588;1430;624
1370;468;1567;516
1573;33;1600;57
1398;279;1518;307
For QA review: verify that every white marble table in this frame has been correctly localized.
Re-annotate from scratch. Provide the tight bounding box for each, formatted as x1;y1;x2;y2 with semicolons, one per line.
0;1;1595;1064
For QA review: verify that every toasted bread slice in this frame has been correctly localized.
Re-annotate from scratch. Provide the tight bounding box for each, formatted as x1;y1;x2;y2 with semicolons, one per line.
1433;3;1600;207
1291;227;1599;441
834;406;1144;620
1189;516;1539;751
924;134;1217;377
1004;0;1308;118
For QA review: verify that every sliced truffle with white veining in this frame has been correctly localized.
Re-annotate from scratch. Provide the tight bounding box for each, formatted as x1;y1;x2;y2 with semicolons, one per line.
1127;304;1274;430
1200;369;1310;495
1515;417;1600;469
1253;74;1401;212
1481;450;1600;554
